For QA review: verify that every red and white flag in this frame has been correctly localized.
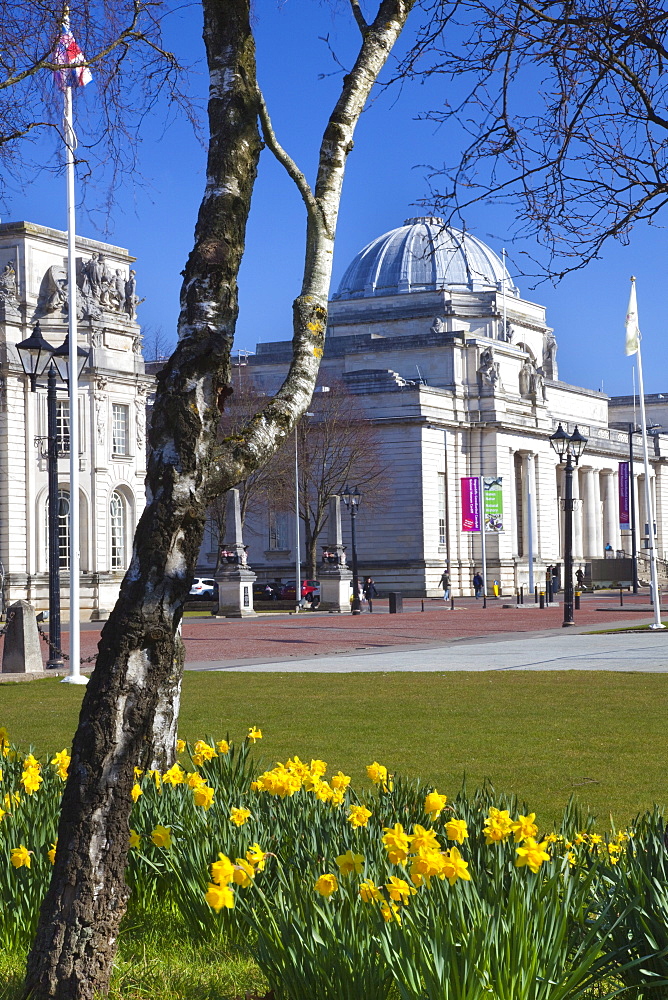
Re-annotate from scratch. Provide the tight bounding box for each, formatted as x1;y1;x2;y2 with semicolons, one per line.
52;28;93;90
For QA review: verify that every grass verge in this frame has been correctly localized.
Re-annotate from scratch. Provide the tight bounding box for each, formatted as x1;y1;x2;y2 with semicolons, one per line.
1;671;666;826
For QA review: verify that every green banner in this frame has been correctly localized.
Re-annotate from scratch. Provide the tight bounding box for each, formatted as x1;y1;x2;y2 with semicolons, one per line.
483;476;504;533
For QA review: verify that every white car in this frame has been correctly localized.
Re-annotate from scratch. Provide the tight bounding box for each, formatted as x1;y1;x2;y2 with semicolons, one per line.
189;577;218;600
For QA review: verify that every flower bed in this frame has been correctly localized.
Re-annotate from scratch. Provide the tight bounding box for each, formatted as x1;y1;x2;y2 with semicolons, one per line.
1;726;667;999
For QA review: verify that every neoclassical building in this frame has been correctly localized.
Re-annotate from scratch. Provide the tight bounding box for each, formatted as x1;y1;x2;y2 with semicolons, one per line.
0;221;152;615
220;217;668;596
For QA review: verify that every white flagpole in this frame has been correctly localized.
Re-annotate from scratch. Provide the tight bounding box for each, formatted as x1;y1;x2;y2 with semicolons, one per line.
62;64;86;684
501;248;507;340
628;277;664;630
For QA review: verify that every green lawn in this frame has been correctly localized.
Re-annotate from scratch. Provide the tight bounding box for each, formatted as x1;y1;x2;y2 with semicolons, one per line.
1;671;666;827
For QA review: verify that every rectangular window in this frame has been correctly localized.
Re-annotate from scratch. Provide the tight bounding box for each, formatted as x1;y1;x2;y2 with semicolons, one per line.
112;403;129;455
56;400;70;455
438;473;446;546
269;511;289;550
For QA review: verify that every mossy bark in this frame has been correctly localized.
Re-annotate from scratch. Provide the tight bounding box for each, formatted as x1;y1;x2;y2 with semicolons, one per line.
23;3;261;997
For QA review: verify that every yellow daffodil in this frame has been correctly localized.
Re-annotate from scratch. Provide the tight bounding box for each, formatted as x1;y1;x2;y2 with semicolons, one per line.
216;739;230;754
246;843;267;871
442;846;472;885
247;727;262;743
21;767;43;795
314;873;338;898
232;859;255;888
511;813;538;843
230;806;251;826
128;830;141;850
10;845;32;868
310;759;327;776
424;790;448;819
205;882;235;911
176;739;186;753
515;837;551;873
366;761;387;785
193;784;215;810
47;841;57;864
23;753;40;770
192;740;217;767
335;850;364;876
483;808;514;844
347;804;372;828
380;900;402;924
162;764;186;786
445;819;469;844
330;770;351;791
382;822;410;863
359;878;383;903
50;749;71;781
410;848;446;886
386;876;417;904
211;853;235;886
148;769;162;789
410;824;441;852
131;783;143;803
187;772;206;789
150;825;172;849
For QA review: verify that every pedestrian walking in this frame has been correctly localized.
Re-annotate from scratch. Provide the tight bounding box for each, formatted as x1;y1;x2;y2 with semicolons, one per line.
362;577;378;606
575;567;585;590
439;568;450;601
473;571;484;598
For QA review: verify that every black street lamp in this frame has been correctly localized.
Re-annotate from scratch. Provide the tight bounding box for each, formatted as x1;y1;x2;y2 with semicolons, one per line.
16;324;90;669
341;485;361;615
550;422;588;627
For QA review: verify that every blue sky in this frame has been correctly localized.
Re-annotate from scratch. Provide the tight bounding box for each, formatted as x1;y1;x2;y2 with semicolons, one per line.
6;1;666;395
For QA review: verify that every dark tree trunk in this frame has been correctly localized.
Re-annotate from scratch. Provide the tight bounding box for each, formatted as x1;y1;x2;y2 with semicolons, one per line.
23;3;262;997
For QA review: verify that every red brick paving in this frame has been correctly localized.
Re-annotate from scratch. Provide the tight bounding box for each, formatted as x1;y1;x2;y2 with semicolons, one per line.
1;593;655;670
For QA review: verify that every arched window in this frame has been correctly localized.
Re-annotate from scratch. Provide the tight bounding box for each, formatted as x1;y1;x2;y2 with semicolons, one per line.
110;491;126;570
45;491;70;570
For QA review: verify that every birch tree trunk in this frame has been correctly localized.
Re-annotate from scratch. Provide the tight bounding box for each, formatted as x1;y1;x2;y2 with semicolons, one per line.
23;2;413;998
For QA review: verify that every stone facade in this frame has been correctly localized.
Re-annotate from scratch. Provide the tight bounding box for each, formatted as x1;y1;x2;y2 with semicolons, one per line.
0;221;152;617
196;218;668;597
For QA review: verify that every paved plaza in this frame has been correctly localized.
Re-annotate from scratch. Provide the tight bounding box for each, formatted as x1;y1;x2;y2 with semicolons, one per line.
3;591;667;678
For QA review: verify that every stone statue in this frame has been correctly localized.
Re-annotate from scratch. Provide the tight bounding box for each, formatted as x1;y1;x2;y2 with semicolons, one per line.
430;316;446;335
0;260;19;319
542;330;558;380
478;347;501;388
41;264;68;313
135;386;147;450
519;358;533;396
0;261;17;301
94;377;107;445
112;269;125;310
531;365;547;401
125;270;138;319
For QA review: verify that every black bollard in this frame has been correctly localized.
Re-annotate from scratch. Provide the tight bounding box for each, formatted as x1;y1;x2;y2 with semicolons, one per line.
619;587;623;607
421;599;424;612
516;590;520;606
450;596;455;611
547;581;552;604
539;591;545;609
575;591;581;610
483;594;487;608
534;585;538;604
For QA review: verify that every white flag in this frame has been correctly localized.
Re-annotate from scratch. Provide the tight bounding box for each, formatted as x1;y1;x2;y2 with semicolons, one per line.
625;278;640;356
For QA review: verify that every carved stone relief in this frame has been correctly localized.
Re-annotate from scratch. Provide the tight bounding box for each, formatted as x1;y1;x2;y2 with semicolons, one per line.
37;255;140;325
94;377;107;446
0;260;20;319
478;347;501;389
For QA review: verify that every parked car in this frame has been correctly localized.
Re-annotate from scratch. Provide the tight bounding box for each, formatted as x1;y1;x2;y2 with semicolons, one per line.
189;577;218;600
253;582;280;601
280;579;320;604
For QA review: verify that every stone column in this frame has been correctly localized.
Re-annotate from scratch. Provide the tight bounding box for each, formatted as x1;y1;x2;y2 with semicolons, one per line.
572;468;583;559
593;471;603;557
319;496;353;613
581;467;600;558
602;471;620;553
522;453;538;588
213;489;257;618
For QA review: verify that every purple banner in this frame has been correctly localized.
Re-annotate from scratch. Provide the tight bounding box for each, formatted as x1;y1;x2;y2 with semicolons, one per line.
618;462;630;530
461;476;481;532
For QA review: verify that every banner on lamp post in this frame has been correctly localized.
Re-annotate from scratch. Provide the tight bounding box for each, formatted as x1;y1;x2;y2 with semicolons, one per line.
483;476;504;533
618;461;630;531
461;476;481;532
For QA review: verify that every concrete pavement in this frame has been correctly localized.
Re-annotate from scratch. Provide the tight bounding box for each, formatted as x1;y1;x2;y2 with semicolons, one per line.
185;624;668;672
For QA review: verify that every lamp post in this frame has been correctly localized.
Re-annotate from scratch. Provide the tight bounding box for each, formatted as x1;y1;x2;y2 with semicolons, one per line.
550;423;587;627
16;323;90;674
341;485;361;615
